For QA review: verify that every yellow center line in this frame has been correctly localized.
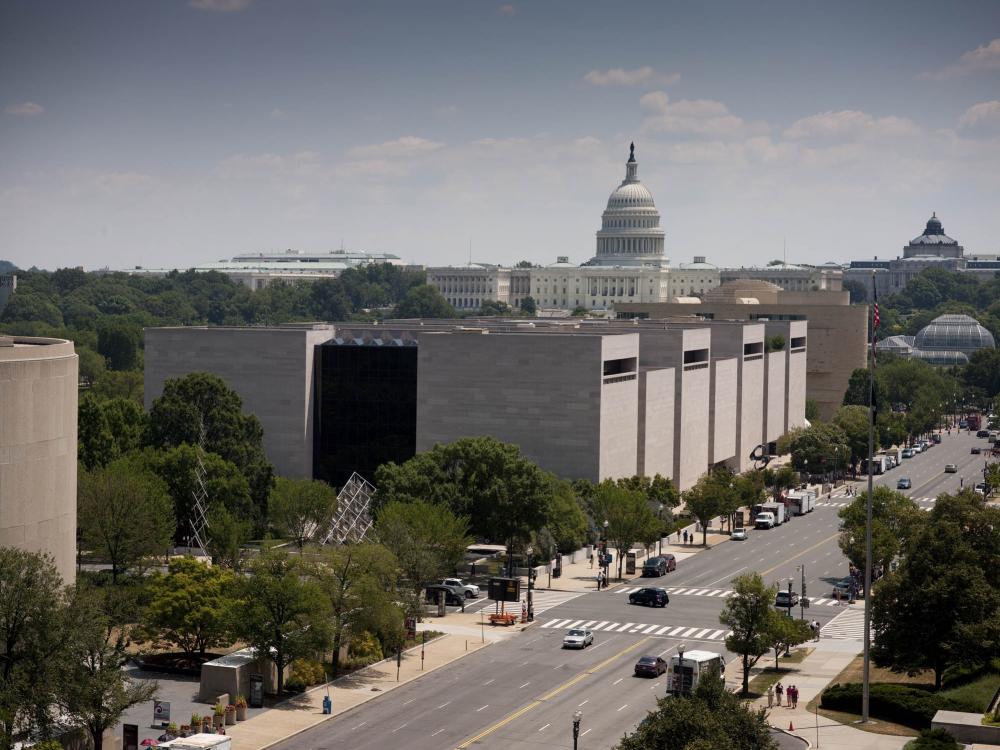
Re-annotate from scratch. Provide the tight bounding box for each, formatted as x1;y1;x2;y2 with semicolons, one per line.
454;637;651;749
759;532;840;578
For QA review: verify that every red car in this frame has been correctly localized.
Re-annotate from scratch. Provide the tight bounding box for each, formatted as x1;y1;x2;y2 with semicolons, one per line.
634;655;667;677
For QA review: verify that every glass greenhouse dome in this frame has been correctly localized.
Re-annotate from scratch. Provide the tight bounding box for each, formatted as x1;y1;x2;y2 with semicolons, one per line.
913;314;995;358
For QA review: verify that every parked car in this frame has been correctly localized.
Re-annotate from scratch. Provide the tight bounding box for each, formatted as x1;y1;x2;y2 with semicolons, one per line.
972;447;982;454
944;464;958;473
634;655;668;677
730;528;748;541
901;449;915;459
775;590;799;608
629;587;669;607
931;434;942;443
831;577;854;598
974;482;987;496
441;578;480;599
897;477;912;490
425;584;464;606
642;555;676;577
563;628;594;649
977;429;990;438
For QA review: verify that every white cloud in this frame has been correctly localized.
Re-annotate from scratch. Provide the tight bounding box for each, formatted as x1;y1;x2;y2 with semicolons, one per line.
584;67;680;87
959;100;1000;130
639;92;764;138
348;136;444;159
5;101;44;117
189;0;251;12
783;110;920;141
920;38;1000;80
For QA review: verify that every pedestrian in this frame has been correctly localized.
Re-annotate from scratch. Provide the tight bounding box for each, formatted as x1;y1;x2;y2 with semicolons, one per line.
775;682;784;707
792;685;799;709
766;685;774;708
596;570;604;590
589;553;594;569
683;530;689;545
813;620;821;641
676;529;681;543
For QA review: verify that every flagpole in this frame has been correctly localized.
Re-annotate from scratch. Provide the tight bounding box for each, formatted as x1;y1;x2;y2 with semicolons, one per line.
862;272;877;723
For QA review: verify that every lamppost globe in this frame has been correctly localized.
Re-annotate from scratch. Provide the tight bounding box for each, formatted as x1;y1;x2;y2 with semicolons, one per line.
572;710;583;749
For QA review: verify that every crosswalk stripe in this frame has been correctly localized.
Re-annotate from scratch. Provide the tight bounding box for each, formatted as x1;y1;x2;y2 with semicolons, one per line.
655;626;673;635
641;624;660;634
541;619;568;629
679;627;699;637
566;620;585;629
667;626;687;636
591;621;608;631
672;588;690;595
693;628;711;639
580;621;597;628
616;622;635;632
709;629;726;640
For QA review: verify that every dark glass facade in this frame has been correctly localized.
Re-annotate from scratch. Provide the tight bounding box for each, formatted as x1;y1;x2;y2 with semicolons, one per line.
313;344;418;488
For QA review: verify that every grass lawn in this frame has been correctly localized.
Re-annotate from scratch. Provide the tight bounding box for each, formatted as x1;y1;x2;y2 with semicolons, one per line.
940;672;1000;711
743;648;814;698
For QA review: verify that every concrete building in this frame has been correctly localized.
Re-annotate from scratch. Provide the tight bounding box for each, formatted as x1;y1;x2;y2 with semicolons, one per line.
144;316;805;491
720;263;843;292
0;332;78;583
844;213;1000;297
615;279;863;421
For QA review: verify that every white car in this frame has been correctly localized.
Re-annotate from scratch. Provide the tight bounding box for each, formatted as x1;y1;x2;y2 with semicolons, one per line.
730;528;748;541
441;578;480;599
563;628;594;649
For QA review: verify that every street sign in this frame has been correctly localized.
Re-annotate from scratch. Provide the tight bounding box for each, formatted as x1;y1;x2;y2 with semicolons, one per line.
153;701;170;722
488;577;520;602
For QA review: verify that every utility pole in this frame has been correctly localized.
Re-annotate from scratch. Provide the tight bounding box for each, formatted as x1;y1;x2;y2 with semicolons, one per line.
799;564;806;620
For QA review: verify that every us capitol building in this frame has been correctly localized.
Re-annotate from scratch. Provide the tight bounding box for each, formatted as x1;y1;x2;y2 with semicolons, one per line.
426;144;724;312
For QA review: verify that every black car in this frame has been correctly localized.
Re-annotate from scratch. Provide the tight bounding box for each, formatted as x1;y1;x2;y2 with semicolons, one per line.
972;447;982;454
641;555;677;577
629;587;669;607
425;584;463;606
977;429;990;438
634;655;667;677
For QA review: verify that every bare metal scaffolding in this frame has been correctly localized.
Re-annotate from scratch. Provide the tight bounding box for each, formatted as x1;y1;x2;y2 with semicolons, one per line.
322;472;375;545
187;424;212;552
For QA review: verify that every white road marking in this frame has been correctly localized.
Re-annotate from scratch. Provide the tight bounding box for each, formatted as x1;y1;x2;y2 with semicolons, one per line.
578;699;588;707
538;724;550;732
431;729;445;737
403;699;414;705
437;701;451;709
642;624;660;633
612;677;623;685
706;566;745;586
391;723;407;733
655;625;673;635
693;628;711;639
582;728;592;736
483;679;495;686
476;705;489;712
518;682;530;689
617;704;629;712
616;622;636;632
352;722;367;731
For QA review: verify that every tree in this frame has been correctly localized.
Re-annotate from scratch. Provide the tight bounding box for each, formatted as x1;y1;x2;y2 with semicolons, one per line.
590;482;660;579
682;469;737;546
833;404;874;471
615;672;776;750
205;505;252;570
519;295;537;315
761;465;797;503
311;544;402;678
963;348;1000;398
0;549;69;750
96;321;140;371
765;334;785;352
268;477;338;548
786;422;851;476
837;486;922;576
872;492;1000;689
231;551;331;695
477;299;510;316
374;437;551;568
392;284;456;318
148;372;274;530
843;279;868;304
78;394;148;470
78;461;175;582
543;476;591;553
58;585;157;750
720;573;779;696
805;398;821;421
90;370;144;403
767;616;812;670
571;306;589;317
375;500;470;590
140;557;235;657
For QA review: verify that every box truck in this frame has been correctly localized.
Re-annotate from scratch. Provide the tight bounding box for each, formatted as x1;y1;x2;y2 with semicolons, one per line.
787;489;816;515
753;501;785;528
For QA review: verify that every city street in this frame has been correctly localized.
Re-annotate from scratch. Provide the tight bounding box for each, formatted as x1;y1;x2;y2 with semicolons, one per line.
271;430;986;750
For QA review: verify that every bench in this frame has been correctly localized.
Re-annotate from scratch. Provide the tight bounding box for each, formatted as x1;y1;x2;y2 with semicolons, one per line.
489;613;518;626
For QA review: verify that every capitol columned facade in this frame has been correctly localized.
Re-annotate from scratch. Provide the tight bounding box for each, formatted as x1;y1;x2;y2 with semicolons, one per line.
427;145;720;312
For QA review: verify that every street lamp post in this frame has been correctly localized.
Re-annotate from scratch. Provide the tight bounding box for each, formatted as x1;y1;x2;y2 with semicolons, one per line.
572;710;582;750
658;503;664;556
674;643;687;697
798;564;807;621
602;519;610;588
526;545;535;622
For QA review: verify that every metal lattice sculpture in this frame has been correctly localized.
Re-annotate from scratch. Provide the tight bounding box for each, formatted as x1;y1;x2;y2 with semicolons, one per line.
187;424;212;552
322;472;375;545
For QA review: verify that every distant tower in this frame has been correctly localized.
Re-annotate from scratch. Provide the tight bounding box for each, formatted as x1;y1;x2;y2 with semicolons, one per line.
591;144;667;268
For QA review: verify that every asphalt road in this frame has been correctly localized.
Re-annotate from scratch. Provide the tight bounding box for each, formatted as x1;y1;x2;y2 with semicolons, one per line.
272;430;987;750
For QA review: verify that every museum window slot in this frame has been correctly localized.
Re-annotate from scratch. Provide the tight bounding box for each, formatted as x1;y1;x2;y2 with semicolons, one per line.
790;336;807;352
683;348;710;371
743;341;764;361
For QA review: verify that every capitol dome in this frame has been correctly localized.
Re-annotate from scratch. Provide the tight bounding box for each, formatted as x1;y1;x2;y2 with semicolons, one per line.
911;313;995;363
590;143;667;268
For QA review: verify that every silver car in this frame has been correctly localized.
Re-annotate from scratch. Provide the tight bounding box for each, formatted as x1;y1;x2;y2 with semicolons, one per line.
730;528;748;541
563;628;594;649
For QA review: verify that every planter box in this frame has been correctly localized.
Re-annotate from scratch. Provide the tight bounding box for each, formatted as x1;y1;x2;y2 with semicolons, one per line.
932;710;1000;745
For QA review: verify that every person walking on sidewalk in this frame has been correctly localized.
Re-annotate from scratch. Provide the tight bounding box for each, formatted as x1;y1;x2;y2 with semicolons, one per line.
812;619;821;641
790;685;799;709
775;682;784;707
596;570;605;590
766;685;774;708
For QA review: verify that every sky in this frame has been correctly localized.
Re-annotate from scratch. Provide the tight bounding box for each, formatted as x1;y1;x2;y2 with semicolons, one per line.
2;0;1000;272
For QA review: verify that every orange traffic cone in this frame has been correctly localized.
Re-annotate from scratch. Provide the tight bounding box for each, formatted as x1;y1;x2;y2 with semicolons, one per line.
788;721;794;731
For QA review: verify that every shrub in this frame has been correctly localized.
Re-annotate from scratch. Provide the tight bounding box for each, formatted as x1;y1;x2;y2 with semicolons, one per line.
908;728;960;750
821;683;975;728
289;657;326;686
349;631;384;662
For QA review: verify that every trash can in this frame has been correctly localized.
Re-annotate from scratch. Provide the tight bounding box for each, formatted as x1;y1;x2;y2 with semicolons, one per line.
322;696;331;714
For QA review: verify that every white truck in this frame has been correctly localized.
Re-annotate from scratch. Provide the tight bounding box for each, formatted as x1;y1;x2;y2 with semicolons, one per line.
669;649;725;696
754;501;786;528
441;578;480;599
864;455;889;475
787;489;816;516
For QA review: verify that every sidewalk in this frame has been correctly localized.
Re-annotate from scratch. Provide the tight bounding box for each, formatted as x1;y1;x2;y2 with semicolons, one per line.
743;639;911;749
223;633;491;750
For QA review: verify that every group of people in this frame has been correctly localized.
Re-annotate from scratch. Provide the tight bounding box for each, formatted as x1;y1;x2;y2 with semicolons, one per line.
767;682;800;709
808;619;821;641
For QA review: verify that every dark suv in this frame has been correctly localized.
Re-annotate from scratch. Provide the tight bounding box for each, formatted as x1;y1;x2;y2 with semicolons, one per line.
425;584;464;606
629;587;669;607
642;555;676;577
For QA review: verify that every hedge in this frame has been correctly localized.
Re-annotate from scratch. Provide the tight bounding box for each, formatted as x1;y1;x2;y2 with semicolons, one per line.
820;683;976;729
